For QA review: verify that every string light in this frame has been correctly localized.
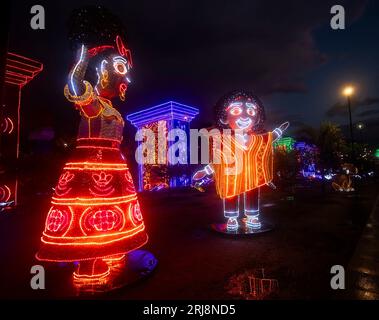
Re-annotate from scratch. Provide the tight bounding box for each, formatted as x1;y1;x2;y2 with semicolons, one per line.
1;117;14;134
5;52;43;87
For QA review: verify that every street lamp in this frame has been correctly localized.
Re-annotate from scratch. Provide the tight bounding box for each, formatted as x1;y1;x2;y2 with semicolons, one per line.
343;86;354;97
342;85;355;163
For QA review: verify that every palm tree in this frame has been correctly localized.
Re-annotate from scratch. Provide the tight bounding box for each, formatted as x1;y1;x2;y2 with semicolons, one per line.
295;122;347;193
296;122;347;170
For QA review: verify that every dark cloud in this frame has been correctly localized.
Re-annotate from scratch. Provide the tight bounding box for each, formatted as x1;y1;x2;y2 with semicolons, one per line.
7;0;369;137
267;82;308;95
265;108;303;130
340;116;379;145
326;97;379;117
357;108;379;118
288;120;308;129
123;0;365;98
359;97;379;106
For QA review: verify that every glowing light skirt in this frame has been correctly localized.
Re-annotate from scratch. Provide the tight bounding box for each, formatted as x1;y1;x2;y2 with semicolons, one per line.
36;137;148;262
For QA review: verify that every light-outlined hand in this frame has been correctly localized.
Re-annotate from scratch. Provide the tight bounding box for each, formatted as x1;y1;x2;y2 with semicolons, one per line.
192;169;207;181
278;121;290;133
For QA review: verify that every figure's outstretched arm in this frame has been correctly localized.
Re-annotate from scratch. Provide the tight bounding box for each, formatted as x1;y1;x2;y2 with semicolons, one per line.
67;45;89;97
272;121;290;141
64;45;102;117
193;165;214;181
192;165;214;191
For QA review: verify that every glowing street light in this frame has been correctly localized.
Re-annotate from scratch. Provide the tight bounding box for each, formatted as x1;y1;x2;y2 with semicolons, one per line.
342;86;354;97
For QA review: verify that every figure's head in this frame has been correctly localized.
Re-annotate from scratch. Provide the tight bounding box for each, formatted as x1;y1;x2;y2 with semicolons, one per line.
86;36;132;101
214;90;266;132
68;5;132;101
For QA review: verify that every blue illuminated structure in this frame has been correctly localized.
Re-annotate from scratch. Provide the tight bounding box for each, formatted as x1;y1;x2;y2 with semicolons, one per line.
294;141;319;179
127;101;199;191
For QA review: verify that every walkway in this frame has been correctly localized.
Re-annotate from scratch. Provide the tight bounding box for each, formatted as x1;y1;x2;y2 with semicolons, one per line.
347;193;379;299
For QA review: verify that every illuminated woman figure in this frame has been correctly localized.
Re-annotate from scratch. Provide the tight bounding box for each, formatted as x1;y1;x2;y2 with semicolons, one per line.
36;8;150;285
193;91;289;232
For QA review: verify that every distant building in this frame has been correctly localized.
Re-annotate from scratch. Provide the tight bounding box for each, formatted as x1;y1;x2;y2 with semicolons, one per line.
127;101;199;191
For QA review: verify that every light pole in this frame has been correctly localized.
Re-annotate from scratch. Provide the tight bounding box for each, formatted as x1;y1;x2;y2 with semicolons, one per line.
343;86;355;164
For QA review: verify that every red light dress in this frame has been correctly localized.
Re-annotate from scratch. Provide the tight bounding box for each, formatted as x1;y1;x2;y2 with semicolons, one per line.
36;95;148;263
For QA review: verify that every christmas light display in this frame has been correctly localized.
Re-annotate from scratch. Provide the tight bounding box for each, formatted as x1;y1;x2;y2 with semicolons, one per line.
0;52;43;208
1;117;14;135
0;184;13;212
193;91;289;233
332;163;357;192
273;137;295;152
127;101;199;191
5;52;44;87
36;6;155;290
294;142;319;179
3;52;43;161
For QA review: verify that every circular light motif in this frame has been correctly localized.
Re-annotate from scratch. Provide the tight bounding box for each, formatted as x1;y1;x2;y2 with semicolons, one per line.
89;210;119;231
133;202;143;222
82;207;123;234
46;207;70;233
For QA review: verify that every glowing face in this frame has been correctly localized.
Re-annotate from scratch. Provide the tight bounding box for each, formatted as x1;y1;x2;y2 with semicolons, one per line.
95;54;131;101
225;99;258;131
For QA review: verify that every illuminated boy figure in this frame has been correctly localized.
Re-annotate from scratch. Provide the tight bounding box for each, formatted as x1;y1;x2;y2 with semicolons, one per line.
36;7;154;288
193;91;289;232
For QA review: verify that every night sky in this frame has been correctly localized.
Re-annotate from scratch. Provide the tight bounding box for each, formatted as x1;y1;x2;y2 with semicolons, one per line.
7;0;379;144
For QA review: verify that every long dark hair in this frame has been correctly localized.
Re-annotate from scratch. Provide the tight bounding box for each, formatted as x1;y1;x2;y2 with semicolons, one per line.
67;5;128;51
67;5;130;87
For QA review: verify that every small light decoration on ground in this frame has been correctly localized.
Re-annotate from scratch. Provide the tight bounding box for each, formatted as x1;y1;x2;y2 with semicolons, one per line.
36;6;155;291
332;163;357;192
226;268;279;300
192;90;289;233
